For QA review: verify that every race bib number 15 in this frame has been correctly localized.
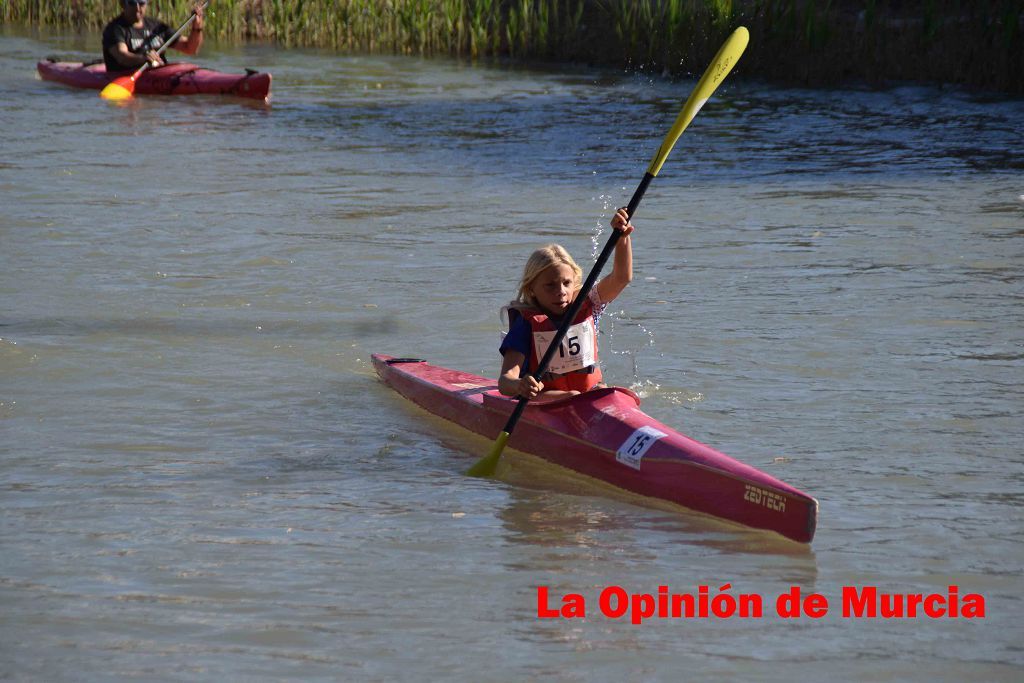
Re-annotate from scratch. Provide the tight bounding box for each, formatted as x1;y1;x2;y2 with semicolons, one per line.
532;320;596;375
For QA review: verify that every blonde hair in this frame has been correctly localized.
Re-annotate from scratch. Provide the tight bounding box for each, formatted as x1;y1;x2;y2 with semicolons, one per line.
515;244;583;308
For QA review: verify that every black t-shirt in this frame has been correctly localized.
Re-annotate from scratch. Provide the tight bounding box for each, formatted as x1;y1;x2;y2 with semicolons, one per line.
102;16;174;72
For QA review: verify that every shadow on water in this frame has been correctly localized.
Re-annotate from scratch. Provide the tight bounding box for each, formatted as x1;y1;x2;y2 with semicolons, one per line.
0;314;400;341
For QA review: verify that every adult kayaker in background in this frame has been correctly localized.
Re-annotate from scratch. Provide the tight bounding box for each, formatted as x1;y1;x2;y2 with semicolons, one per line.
498;208;635;403
102;0;204;72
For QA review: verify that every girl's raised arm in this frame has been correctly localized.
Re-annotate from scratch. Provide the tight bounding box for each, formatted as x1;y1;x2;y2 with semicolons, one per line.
595;207;634;304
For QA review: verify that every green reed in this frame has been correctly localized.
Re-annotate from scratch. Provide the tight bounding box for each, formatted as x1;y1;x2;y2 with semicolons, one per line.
6;0;1022;93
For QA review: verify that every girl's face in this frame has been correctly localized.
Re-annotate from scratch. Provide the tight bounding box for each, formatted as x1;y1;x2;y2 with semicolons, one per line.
530;263;577;316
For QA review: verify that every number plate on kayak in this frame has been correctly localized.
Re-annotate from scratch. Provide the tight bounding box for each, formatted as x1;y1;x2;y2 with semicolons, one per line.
616;426;667;470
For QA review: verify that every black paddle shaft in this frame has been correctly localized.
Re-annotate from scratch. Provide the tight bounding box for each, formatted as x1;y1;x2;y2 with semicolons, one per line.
501;171;655;432
152;1;210;59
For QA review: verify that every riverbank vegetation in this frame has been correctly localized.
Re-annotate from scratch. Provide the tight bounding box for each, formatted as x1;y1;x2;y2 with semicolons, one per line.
6;0;1022;93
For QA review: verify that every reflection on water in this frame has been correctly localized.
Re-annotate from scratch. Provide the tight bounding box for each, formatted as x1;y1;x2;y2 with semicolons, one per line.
498;452;818;563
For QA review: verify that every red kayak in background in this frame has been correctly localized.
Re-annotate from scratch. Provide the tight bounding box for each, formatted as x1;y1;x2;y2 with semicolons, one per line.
372;355;818;543
37;60;272;102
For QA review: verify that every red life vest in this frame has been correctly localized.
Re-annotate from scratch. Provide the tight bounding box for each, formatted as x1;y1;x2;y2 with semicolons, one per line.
511;298;603;393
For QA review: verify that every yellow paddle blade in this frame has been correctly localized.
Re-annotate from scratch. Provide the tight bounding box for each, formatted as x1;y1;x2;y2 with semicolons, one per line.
646;26;749;177
100;78;135;101
467;431;509;478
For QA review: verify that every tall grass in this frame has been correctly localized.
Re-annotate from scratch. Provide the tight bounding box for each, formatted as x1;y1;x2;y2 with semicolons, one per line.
6;0;1022;92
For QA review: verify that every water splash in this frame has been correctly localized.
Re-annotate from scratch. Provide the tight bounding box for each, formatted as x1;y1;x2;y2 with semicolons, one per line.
598;307;658;391
590;193;615;259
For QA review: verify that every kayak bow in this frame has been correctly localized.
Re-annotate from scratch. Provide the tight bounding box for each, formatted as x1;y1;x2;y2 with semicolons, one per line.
373;355;818;543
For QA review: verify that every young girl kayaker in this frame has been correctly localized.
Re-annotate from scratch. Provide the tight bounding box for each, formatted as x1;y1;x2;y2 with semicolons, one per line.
498;208;635;403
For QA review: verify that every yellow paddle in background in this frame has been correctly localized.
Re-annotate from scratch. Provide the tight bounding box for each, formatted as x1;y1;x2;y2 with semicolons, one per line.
100;1;210;100
467;26;750;478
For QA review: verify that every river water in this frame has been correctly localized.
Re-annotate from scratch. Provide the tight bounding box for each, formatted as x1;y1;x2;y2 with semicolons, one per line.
2;26;1023;681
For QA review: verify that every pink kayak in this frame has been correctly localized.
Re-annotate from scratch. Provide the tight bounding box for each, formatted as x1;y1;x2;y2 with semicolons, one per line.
373;355;818;543
37;60;271;102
